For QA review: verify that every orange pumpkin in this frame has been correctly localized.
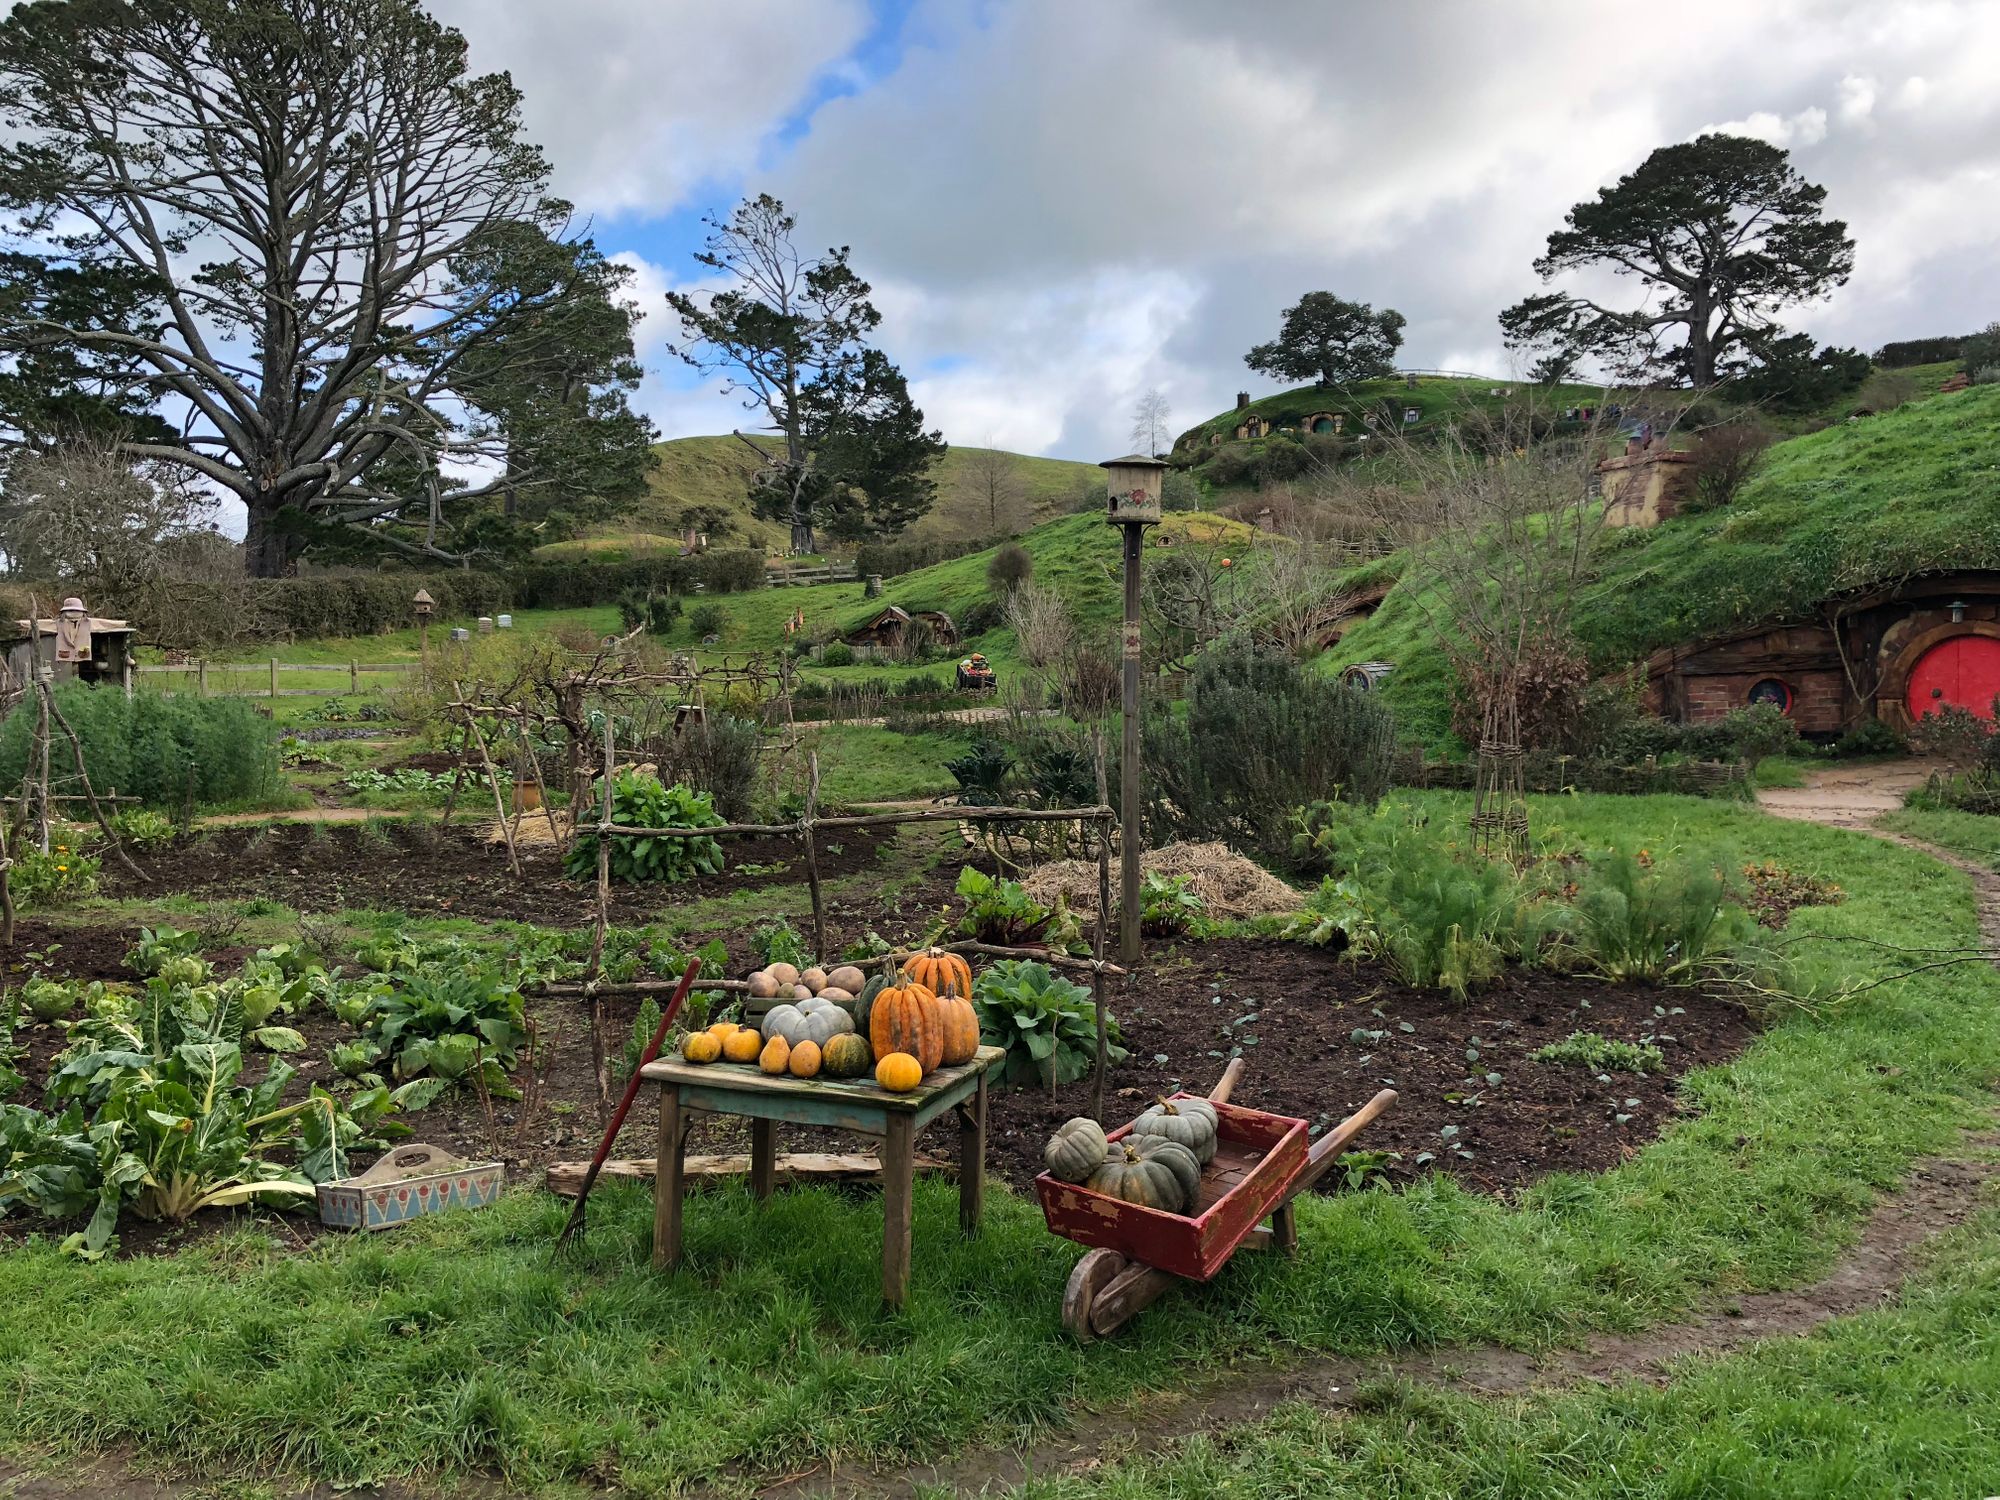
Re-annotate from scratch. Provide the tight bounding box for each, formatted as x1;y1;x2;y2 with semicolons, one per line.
875;1052;923;1093
903;949;972;998
869;982;942;1073
722;1027;762;1063
934;985;980;1067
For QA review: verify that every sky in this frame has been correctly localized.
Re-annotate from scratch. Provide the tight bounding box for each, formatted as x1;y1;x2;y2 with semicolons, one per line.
79;0;2000;474
421;0;2000;462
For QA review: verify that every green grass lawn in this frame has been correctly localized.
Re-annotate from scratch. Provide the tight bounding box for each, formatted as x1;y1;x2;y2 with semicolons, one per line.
1003;1204;2000;1498
1879;805;2000;870
3;795;1998;1494
810;724;969;804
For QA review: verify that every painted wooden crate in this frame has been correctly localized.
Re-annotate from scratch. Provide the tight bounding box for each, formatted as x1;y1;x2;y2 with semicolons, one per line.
317;1143;504;1231
1034;1096;1309;1281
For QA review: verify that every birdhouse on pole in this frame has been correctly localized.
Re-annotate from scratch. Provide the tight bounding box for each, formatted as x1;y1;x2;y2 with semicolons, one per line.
1100;454;1167;527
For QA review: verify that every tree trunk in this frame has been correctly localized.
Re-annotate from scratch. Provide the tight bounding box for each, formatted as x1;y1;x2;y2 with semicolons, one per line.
243;496;294;579
791;519;815;554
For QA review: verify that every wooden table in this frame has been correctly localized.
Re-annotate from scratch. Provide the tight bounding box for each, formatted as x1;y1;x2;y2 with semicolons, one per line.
641;1044;1005;1308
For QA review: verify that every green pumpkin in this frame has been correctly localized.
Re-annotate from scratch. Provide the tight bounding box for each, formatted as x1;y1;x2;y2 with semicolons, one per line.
851;972;891;1036
820;1032;874;1079
1043;1116;1108;1184
1086;1136;1201;1214
1132;1096;1219;1164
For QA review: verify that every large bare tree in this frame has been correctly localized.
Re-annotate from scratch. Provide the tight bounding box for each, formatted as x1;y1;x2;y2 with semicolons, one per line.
961;442;1029;534
0;0;648;575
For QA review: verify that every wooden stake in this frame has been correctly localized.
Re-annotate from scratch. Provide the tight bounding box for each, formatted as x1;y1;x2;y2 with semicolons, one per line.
457;685;519;878
802;751;825;961
1092;730;1112;1123
587;716;615;1120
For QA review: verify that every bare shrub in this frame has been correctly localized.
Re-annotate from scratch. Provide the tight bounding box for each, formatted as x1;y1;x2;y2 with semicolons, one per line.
1686;420;1773;511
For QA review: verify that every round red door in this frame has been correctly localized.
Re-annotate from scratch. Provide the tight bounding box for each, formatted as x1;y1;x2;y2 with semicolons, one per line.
1907;635;2000;722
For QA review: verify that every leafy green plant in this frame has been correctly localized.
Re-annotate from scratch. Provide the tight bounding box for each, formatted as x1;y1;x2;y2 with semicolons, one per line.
1531;1031;1665;1074
944;738;1012;803
1282;876;1372;950
349;964;528;1090
1567;849;1753;983
688;602;727;639
564;773;725;885
21;977;93;1024
338;767;457;801
126;925;204;977
1139;872;1206;936
9;844;100;908
954;866;1081;948
0;684;280;810
109;808;176;852
752;917;813;970
970;959;1126;1090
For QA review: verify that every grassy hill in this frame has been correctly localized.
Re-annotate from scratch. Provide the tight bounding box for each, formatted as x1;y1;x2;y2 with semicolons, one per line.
641;508;1261;679
1327;382;2000;741
1173;373;1612;453
536;437;1103;560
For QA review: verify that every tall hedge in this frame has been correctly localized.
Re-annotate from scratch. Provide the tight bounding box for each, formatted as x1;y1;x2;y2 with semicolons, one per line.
0;684;280;809
250;571;505;639
508;550;765;609
854;534;1002;581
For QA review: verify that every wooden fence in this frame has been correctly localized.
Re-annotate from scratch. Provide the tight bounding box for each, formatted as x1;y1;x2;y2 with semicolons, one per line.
764;561;859;587
135;660;417;699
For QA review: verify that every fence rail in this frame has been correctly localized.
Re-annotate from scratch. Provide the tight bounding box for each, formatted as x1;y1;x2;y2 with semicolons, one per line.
135;659;417;698
764;562;859;587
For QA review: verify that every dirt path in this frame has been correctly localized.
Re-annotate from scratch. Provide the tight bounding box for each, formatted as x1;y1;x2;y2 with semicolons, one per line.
1755;756;1939;828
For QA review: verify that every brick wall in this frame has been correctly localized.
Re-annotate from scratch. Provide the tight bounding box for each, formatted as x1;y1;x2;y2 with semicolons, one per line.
1683;668;1851;734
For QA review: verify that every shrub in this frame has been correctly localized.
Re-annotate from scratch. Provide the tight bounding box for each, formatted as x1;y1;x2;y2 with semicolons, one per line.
1836;717;1907;757
0;685;280;810
508;550;764;609
1716;703;1801;766
955;598;1004;637
617;590;682;635
564;774;725;884
646;713;761;822
1906;703;1992;769
986;543;1033;596
250;570;503;639
1142;641;1396;852
1960;321;2000;377
9;844;101;908
109;808;175;852
855;535;1002;581
1685;420;1772;511
687;603;727;640
1566;849;1753;983
970;960;1125;1090
819;642;854;667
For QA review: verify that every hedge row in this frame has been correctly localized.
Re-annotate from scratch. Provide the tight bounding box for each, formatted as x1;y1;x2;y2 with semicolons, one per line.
854;534;1003;581
507;550;765;609
250;571;505;639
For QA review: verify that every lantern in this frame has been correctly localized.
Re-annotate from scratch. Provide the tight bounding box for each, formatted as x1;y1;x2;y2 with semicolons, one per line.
1100;454;1167;527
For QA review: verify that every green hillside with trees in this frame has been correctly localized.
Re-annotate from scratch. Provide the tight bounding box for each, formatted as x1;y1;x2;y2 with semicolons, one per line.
539;436;1105;560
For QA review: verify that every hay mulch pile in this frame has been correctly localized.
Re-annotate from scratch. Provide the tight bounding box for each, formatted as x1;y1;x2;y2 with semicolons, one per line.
1020;841;1306;923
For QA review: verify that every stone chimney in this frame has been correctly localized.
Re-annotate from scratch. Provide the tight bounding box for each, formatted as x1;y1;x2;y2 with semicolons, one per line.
1596;441;1697;529
1236;391;1250;410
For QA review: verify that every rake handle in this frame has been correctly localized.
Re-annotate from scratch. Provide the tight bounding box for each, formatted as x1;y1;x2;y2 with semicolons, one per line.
556;957;702;1244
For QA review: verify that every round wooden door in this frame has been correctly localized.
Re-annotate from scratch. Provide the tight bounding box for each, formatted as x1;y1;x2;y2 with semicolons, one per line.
1906;635;2000;722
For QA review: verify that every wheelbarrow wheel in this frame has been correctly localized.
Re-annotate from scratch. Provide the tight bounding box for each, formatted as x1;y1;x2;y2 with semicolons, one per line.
1061;1248;1128;1342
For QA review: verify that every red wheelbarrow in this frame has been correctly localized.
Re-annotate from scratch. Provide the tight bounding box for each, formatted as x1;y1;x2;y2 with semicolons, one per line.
1034;1059;1397;1339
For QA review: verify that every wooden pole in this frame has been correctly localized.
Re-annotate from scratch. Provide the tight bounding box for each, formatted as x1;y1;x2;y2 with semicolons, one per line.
587;717;615;1120
584;803;1114;839
1092;730;1111;1123
802;751;825;961
43;689;145;882
0;812;14;947
1119;522;1143;967
269;657;279;699
458;688;519;878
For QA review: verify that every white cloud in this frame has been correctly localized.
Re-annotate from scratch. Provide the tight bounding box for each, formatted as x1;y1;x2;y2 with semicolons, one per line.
429;0;869;218
1695;106;1828;147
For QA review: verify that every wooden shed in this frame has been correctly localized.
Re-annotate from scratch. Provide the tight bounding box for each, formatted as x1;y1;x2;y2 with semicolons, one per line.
2;601;135;697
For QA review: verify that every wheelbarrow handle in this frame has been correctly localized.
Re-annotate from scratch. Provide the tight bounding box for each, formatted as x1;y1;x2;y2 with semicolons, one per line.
1295;1088;1399;1190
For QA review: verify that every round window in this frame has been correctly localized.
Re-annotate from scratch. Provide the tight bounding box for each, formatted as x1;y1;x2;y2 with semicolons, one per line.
1747;678;1794;714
